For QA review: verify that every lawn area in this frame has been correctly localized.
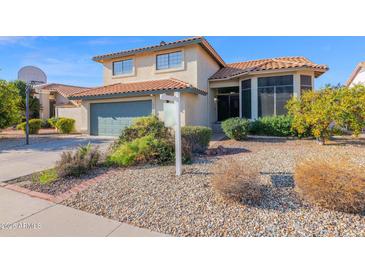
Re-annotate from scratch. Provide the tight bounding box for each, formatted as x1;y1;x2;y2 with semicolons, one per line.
63;137;365;237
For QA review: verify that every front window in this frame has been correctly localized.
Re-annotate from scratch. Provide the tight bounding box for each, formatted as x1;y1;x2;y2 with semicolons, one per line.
156;51;182;70
241;79;251;119
300;75;312;91
258;75;293;117
113;59;134;76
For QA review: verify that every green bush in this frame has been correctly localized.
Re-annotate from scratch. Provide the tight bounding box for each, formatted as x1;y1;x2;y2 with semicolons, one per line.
0;80;22;129
181;126;212;153
118;116;169;144
40;118;52;128
287;88;340;144
17;118;42;134
221;117;249;140
55;118;75;134
107;135;174;166
249;115;294;137
109;115;195;166
47;117;59;128
56;143;100;177
35;169;59;185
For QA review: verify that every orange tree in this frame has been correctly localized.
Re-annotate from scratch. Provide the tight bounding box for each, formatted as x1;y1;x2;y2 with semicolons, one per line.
336;85;365;136
286;87;341;144
0;80;22;130
287;85;365;144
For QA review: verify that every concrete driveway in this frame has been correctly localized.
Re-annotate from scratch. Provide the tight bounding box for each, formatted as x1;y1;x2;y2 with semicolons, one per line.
0;135;114;182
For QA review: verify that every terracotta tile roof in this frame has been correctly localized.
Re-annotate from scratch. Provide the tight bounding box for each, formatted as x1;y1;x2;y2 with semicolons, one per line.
92;36;226;67
70;78;206;99
36;83;89;98
209;57;329;80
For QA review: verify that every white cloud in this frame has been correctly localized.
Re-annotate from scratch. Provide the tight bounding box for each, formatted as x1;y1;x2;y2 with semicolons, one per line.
0;36;38;47
19;52;102;86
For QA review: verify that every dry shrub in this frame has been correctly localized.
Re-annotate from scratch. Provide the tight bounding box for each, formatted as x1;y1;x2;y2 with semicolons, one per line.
57;144;100;177
212;158;262;203
294;156;365;214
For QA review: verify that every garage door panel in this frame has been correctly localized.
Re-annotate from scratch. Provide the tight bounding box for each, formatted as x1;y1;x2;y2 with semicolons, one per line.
90;100;152;136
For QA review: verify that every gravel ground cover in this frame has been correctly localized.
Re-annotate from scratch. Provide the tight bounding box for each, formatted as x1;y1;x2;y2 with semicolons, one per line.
63;137;365;236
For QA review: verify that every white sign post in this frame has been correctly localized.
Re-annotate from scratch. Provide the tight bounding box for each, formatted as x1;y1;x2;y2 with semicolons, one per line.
160;92;182;176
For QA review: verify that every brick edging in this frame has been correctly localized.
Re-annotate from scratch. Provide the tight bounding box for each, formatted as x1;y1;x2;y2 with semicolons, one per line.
0;170;116;204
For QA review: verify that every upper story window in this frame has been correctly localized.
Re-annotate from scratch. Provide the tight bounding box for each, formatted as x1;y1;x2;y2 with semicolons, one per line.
113;59;134;76
156;51;183;70
300;75;312;91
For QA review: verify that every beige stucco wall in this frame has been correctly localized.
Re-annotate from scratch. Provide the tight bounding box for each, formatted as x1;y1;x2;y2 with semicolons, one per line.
56;106;83;132
98;44;220;129
55;93;70;105
38;91;50;119
179;46;221;127
37;89;72;119
102;45;198;86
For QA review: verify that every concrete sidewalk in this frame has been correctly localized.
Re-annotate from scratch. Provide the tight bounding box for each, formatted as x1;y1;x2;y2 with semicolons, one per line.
0;187;165;237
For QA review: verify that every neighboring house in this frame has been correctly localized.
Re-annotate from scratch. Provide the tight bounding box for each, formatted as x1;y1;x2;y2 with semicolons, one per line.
346;62;365;87
67;36;328;136
34;83;89;131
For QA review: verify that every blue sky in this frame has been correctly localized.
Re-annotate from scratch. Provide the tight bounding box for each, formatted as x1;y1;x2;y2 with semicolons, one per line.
1;36;365;88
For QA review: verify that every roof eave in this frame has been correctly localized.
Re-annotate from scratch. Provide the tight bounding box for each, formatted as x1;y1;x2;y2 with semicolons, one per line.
69;87;206;101
92;39;203;62
209;66;329;81
92;37;226;67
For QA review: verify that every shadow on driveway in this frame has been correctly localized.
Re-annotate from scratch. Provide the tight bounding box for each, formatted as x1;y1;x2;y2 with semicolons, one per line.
0;135;114;153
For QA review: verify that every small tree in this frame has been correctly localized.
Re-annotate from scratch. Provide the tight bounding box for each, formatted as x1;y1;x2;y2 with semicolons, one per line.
287;88;341;144
336;85;365;136
0;80;22;130
12;80;40;120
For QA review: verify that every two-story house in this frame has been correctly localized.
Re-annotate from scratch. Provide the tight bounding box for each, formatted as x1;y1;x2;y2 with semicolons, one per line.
68;37;328;136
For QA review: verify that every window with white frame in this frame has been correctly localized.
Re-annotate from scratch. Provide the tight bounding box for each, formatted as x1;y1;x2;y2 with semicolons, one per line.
113;59;134;76
258;75;294;117
300;75;312;91
156;51;183;70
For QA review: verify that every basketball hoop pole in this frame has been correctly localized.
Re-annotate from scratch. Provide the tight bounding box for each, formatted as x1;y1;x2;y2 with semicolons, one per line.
25;81;35;145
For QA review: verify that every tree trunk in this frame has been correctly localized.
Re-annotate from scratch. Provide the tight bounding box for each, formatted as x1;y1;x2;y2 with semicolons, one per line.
317;136;325;145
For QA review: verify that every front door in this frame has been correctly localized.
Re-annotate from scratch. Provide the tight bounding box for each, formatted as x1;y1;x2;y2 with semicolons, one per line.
217;94;239;121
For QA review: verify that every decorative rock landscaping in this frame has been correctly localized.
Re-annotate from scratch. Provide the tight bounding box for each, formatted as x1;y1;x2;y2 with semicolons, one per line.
63;137;365;237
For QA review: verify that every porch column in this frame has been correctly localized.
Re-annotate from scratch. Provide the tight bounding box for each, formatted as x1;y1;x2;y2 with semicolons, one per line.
293;73;301;98
251;77;258;119
239;80;242;118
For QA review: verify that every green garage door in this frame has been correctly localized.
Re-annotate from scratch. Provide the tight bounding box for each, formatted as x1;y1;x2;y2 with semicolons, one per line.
90;100;152;136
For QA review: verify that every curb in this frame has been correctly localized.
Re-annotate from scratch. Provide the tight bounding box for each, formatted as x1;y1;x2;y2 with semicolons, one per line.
0;170;116;204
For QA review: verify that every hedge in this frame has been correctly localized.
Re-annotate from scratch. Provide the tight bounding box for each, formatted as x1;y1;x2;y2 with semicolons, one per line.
221;118;249;140
181;126;212;153
17;119;42;134
55;118;75;134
